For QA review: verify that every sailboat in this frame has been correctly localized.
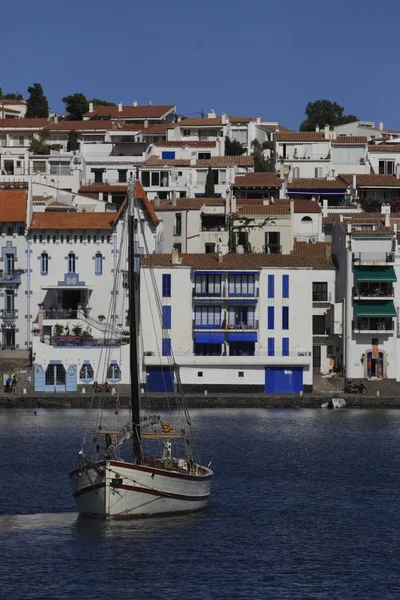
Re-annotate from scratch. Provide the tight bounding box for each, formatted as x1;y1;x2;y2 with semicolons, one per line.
68;179;213;519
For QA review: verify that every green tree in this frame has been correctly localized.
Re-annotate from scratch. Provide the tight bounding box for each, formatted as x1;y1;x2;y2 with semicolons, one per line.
29;130;61;155
225;136;245;156
67;130;79;152
62;93;89;120
0;88;23;100
90;98;116;107
205;168;215;198
254;149;271;172
26;83;49;118
300;100;358;131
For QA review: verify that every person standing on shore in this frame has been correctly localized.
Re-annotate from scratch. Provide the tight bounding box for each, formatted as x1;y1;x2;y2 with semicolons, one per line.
11;376;17;394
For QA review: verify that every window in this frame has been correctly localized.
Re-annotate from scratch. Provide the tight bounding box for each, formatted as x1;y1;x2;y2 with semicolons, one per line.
282;275;289;298
268;306;274;330
41;252;48;275
183;129;191;136
93;169;104;183
107;363;121;379
379;160;395;175
174;213;182;236
313;315;326;335
5;253;14;275
95;252;103;275
313;345;321;368
314;167;323;178
162;338;171;356
195;306;221;327
5;290;14;314
205;243;215;253
282;307;289;330
194;344;222;356
228;306;255;328
80;363;94;380
198;152;211;160
313;282;328;301
18;136;24;146
162;274;171;297
162;151;175;160
268;274;274;298
268;338;275;356
118;170;127;183
3;328;15;348
162;306;171;329
198;372;203;377
141;171;150;187
194;274;221;296
228;274;255;296
68;252;76;273
238;371;244;378
173;243;182;252
151;172;160;186
282;338;289;356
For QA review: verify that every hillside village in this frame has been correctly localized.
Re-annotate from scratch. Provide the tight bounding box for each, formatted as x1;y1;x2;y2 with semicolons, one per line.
1;91;400;394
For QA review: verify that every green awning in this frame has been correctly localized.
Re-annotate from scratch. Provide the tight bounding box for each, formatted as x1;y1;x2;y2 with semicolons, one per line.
354;266;397;283
354;301;397;317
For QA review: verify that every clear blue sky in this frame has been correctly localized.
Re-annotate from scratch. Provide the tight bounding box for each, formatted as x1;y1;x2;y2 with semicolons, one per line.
3;0;400;130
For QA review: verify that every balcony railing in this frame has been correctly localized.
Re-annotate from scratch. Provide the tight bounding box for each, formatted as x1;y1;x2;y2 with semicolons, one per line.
1;309;17;320
263;244;282;255
193;320;259;330
44;309;79;320
353;286;394;298
353;252;394;264
0;271;22;284
353;318;394;333
193;283;258;299
48;336;125;347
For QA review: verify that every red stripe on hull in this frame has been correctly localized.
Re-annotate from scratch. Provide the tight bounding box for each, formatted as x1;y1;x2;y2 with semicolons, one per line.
74;482;209;502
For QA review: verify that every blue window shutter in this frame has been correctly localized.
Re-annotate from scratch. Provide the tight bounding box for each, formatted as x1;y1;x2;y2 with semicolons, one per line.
282;275;289;298
162;274;171;297
268;306;274;329
162;151;175;160
268;338;275;356
282;338;289;356
282;307;289;330
162;338;171;356
268;274;274;298
162;306;171;329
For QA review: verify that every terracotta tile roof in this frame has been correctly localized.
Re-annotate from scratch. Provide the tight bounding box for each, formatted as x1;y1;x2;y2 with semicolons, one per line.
368;144;400;152
170;116;252;128
141;252;334;270
276;132;325;142
288;178;348;189
292;242;331;256
0;99;26;105
292;200;321;213
155;198;225;211
136;180;159;226
29;209;122;231
116;123;169;135
338;174;400;188
45;120;113;131
236;204;290;216
79;183;128;193
143;156;190;168
196;156;254;168
332;136;367;144
234;173;283;188
154;141;216;148
0;190;27;222
257;124;279;133
83;105;176;119
0;118;50;129
349;226;395;236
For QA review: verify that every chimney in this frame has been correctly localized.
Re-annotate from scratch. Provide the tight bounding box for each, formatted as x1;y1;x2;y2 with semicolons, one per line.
171;190;177;207
331;129;337;140
352;173;357;190
133;100;138;106
257;114;262;125
231;194;237;214
54;114;58;123
154;196;160;208
118;102;123;112
379;122;384;131
396;163;400;179
190;154;196;166
385;212;390;227
177;116;182;122
89;102;94;112
347;223;351;233
148;99;152;106
144;118;149;129
171;248;180;264
218;250;223;263
340;214;344;222
315;125;320;132
322;198;328;218
221;112;226;124
207;109;216;119
324;124;330;140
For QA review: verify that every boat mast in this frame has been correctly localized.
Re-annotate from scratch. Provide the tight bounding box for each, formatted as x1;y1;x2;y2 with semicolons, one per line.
128;177;143;464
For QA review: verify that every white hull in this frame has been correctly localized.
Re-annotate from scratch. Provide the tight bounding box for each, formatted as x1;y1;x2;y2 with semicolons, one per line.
69;459;213;519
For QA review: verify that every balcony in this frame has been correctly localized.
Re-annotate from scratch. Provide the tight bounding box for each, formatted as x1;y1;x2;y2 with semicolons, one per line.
353;318;394;334
0;271;22;285
47;335;125;347
282;153;330;161
353;285;394;300
193;320;259;331
353;252;394;265
263;244;282;255
1;309;17;322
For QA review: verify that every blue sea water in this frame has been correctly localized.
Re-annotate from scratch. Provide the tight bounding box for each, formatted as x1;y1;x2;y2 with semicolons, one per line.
1;408;400;599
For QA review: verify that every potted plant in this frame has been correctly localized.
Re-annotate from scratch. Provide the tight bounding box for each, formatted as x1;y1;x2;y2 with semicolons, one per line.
72;324;83;336
53;323;64;336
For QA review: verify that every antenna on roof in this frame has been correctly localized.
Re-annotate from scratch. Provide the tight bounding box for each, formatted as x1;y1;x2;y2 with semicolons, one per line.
148;99;152;106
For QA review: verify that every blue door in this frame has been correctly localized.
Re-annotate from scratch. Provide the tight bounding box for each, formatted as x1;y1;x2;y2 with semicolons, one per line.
146;367;174;392
45;362;66;392
66;364;78;392
34;364;45;392
265;367;303;394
